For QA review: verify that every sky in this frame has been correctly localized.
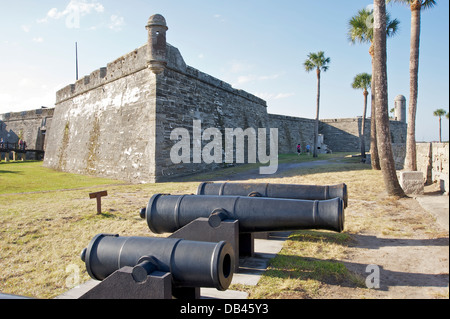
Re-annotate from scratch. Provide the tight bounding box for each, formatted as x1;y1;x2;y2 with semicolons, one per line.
1;0;448;142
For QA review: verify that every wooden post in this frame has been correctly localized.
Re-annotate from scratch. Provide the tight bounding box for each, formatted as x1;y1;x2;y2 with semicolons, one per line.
89;191;108;214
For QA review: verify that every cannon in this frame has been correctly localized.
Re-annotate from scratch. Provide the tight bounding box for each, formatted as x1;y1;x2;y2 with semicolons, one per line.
80;234;234;292
197;182;348;208
140;194;344;234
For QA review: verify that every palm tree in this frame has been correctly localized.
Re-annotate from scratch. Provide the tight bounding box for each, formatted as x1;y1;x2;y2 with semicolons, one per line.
388;0;437;171
352;73;372;160
373;0;406;197
348;8;400;170
433;109;447;142
304;51;330;158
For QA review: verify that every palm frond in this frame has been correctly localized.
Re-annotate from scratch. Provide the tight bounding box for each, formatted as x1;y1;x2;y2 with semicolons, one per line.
352;73;372;91
421;0;437;10
347;8;373;44
388;0;437;10
433;109;447;117
304;51;331;73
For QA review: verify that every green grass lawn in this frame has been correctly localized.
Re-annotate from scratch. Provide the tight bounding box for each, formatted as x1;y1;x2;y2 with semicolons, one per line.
0;161;125;194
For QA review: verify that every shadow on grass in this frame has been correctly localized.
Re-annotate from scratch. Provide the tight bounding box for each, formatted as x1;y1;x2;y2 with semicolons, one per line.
264;254;364;289
0;160;42;165
0;170;22;174
289;230;353;245
265;254;449;291
268;230;450;293
349;234;449;249
81;211;121;222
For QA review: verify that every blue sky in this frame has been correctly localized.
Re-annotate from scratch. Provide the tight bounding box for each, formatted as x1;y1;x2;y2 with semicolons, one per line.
1;0;448;142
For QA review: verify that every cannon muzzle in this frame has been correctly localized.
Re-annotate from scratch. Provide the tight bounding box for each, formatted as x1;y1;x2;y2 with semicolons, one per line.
197;182;348;208
141;194;344;234
81;234;234;291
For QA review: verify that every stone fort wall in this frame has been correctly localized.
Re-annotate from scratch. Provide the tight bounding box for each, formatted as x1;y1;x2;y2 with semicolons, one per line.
43;44;158;182
155;45;271;180
320;118;407;153
0;108;53;151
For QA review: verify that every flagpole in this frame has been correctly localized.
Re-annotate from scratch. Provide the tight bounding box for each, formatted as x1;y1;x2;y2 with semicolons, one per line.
75;42;79;81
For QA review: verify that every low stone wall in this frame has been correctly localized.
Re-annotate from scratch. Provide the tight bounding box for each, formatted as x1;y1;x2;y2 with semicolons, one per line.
431;143;449;194
393;142;449;194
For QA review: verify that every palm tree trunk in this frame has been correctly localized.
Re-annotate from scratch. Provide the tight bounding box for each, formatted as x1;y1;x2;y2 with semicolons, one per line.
313;68;320;158
370;53;381;170
361;90;368;160
373;0;406;197
439;117;442;143
405;3;421;171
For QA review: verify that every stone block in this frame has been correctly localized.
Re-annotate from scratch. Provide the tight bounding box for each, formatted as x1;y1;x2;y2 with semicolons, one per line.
400;171;424;195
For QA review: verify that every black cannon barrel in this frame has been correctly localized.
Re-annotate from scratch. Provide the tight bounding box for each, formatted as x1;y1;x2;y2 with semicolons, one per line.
197;182;348;208
80;234;234;291
141;194;344;234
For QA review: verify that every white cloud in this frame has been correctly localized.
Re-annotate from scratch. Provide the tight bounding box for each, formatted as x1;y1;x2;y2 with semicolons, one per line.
32;37;44;43
255;92;295;101
0;93;14;105
36;1;124;32
213;14;226;22
108;15;125;31
0;80;61;114
235;73;281;85
236;75;255;84
258;74;280;81
21;25;30;33
47;7;61;19
37;0;105;24
229;61;254;74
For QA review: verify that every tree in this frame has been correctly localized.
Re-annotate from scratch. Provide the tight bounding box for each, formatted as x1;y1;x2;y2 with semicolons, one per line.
348;8;399;170
352;73;372;160
389;108;395;118
373;0;406;197
348;8;400;170
433;109;447;142
388;0;437;171
304;51;331;158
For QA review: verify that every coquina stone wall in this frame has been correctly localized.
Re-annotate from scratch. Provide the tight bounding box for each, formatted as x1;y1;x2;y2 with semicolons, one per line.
154;44;270;180
44;44;158;183
320;118;407;153
0;108;53;151
392;142;449;193
268;114;315;154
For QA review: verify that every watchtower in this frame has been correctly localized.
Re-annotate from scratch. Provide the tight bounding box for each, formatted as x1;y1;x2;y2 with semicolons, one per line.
394;95;406;123
146;14;168;74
